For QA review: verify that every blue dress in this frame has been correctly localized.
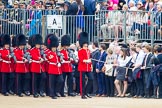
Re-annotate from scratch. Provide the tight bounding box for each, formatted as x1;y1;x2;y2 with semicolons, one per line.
76;9;84;29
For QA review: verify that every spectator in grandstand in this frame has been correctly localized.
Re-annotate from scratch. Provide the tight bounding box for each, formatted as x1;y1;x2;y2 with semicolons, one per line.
66;0;78;15
128;0;137;9
45;2;56;15
148;1;156;11
28;4;42;36
76;0;84;38
0;2;5;34
107;0;114;10
100;4;122;41
136;1;143;10
84;0;96;40
145;0;150;11
153;4;162;36
120;4;136;38
7;1;23;35
37;0;45;9
131;7;149;35
7;0;13;7
84;0;96;15
65;1;78;41
13;1;19;9
153;0;160;11
118;0;126;10
19;1;26;9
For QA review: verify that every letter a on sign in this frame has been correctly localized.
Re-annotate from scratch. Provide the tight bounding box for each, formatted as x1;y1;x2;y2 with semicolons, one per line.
53;19;57;25
47;15;62;29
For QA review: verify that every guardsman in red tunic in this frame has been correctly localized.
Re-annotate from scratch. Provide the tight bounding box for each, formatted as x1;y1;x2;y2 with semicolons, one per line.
30;34;45;98
41;43;50;95
46;34;63;99
1;34;14;96
14;34;31;97
78;32;93;99
0;34;3;93
60;35;76;97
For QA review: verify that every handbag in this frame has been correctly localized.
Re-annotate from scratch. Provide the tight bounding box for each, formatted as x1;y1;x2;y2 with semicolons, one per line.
104;64;113;76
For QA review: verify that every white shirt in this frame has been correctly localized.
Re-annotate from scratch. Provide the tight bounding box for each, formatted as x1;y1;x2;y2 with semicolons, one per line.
135;50;146;66
8;0;14;5
131;53;138;63
117;55;132;67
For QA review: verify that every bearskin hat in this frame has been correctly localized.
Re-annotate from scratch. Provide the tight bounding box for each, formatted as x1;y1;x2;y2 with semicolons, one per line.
61;34;70;46
1;34;11;46
32;34;43;46
44;34;53;47
78;32;89;48
0;34;3;47
16;34;26;46
11;36;17;47
47;34;59;49
28;36;34;48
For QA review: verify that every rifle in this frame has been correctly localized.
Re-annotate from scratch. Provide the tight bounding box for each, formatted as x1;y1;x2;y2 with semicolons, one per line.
23;46;31;62
40;47;47;61
56;49;64;63
9;47;17;63
67;48;78;63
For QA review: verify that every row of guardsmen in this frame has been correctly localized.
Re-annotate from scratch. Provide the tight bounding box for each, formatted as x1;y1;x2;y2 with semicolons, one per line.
0;32;92;99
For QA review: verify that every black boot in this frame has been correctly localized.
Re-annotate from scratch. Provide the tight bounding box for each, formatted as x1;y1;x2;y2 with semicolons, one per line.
81;95;87;99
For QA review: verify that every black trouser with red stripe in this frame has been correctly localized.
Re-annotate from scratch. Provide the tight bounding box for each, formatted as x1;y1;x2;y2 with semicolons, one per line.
80;72;93;96
16;73;31;95
60;72;73;95
0;73;1;93
49;74;63;97
32;72;47;95
1;72;15;94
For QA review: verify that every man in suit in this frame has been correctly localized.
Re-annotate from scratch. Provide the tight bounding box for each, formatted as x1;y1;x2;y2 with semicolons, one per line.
96;44;107;96
91;42;100;95
155;47;162;98
141;45;153;98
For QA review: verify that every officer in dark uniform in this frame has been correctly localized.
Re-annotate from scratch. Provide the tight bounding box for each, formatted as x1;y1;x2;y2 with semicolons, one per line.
78;32;94;99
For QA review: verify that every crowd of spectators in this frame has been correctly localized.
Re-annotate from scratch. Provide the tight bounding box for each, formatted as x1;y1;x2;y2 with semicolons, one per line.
0;0;162;42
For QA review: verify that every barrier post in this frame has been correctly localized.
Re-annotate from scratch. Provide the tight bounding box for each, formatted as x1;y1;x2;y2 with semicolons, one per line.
42;15;46;41
150;11;154;48
123;11;127;44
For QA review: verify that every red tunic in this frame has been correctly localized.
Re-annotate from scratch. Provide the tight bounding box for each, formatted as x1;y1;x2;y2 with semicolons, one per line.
47;51;62;75
1;48;13;73
60;49;72;73
14;48;28;73
0;48;3;72
30;47;45;73
78;48;92;72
